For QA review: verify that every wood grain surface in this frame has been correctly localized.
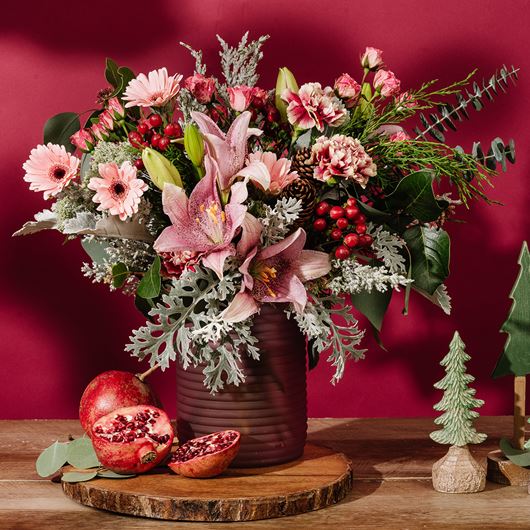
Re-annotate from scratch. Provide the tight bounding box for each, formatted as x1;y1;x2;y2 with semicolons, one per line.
61;444;352;521
1;417;529;529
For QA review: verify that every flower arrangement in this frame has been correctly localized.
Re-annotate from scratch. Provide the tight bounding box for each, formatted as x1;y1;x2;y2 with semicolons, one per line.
16;34;518;391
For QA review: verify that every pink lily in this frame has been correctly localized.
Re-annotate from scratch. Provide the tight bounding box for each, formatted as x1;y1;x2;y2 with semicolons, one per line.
191;110;266;191
154;155;247;279
222;219;331;322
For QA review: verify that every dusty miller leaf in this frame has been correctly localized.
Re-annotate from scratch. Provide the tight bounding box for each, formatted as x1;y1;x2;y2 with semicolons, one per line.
13;210;58;237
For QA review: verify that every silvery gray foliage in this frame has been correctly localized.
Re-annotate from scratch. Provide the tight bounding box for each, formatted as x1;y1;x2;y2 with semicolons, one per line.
288;295;366;383
367;223;407;272
178;88;208;124
62;211;98;234
217;32;269;87
126;267;259;392
180;41;207;75
328;259;412;295
416;283;452;315
260;197;302;246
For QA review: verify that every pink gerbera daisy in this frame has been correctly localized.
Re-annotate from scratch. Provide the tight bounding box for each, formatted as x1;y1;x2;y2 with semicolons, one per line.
88;161;148;221
123;67;183;108
22;143;80;199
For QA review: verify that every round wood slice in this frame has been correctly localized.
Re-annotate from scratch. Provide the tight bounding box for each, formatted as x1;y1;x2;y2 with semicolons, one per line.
62;444;352;522
487;449;530;486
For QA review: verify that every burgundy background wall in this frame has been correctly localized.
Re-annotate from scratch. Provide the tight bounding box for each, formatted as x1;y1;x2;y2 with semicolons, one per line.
1;0;528;419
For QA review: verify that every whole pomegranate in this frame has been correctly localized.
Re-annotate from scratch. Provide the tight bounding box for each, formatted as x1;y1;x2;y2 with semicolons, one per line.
91;405;174;474
168;430;240;478
79;369;159;435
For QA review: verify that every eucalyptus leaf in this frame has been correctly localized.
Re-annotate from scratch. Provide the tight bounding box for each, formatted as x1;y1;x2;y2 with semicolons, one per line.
403;226;450;295
500;438;530;467
43;112;80;153
81;238;110;265
97;470;136;479
137;256;161;299
61;470;98;483
36;441;69;477
66;437;100;469
385;170;443;223
112;263;129;288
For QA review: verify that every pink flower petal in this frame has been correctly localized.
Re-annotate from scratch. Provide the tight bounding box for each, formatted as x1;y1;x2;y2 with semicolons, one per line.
237;214;262;257
161;183;189;226
222;292;260;323
296;250;331;282
237;160;271;191
201;247;235;279
258;228;306;261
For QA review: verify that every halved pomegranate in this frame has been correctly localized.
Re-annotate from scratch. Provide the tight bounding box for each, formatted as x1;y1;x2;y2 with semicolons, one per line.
79;369;160;436
168;430;240;478
91;405;173;474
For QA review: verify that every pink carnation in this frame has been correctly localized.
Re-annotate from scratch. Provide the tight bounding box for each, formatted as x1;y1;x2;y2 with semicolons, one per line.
227;85;254;112
361;47;384;70
123;67;182;108
282;82;348;132
183;73;216;104
374;70;401;98
334;74;361;108
159;250;198;278
251;87;269;108
88;161;148;221
311;134;377;187
246;151;299;195
22;143;80;199
70;129;94;151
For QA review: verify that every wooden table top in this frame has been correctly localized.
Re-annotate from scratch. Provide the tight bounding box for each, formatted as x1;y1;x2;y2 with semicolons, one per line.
0;416;528;529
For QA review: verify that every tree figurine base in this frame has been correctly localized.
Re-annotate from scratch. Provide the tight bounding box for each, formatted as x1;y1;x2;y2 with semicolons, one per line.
432;445;486;494
487;450;530;486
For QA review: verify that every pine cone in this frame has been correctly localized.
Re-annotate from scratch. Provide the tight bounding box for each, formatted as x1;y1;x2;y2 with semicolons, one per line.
280;176;320;228
291;147;316;179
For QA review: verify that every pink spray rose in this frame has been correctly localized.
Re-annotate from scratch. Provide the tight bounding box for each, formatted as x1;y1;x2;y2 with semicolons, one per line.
374;70;401;98
334;74;361;108
227;85;254;112
395;91;417;109
251;87;269;108
360;47;384;70
91;122;109;141
107;97;125;118
98;110;115;131
282;82;348;132
389;130;410;142
311;134;377;187
70;129;94;151
183;73;216;104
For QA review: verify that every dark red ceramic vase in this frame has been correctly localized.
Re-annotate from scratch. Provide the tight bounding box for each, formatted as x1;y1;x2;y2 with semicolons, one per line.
176;304;307;468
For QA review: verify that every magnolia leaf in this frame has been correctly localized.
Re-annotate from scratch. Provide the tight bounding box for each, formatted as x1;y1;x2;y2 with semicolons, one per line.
500;438;530;467
97;470;136;479
43;112;80;153
350;289;392;332
85;216;154;242
137;256;161;299
66;437;100;469
36;441;69;477
61;470;98;483
112;263;129;288
13;210;57;237
404;226;450;295
385;170;443;223
307;337;319;370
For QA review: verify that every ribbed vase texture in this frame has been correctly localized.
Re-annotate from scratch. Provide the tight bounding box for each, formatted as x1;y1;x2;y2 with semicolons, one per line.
176;305;307;467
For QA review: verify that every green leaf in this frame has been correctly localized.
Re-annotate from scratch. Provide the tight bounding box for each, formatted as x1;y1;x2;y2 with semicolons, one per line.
307;338;320;370
97;470;136;479
66;437;100;469
385;170;443;223
500;438;530;467
134;294;156;318
403;226;450;295
43;112;80;153
112;262;129;288
36;441;69;477
61;470;98;483
115;66;135;96
350;289;392;332
104;58;120;88
137;256;161;299
81;238;109;264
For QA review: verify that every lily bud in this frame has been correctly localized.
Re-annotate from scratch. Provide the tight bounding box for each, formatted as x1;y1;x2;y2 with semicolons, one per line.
142;147;183;189
275;67;298;121
184;124;204;167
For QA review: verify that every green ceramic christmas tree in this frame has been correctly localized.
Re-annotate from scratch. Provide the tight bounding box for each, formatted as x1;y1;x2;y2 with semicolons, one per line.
492;241;530;450
431;331;487;446
430;331;486;493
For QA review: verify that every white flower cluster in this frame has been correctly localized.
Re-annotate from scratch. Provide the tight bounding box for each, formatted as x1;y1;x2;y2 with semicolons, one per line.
259;197;302;246
328;259;412;295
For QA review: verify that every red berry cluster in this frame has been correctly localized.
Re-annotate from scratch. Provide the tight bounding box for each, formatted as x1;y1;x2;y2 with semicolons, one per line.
128;114;183;168
313;198;373;260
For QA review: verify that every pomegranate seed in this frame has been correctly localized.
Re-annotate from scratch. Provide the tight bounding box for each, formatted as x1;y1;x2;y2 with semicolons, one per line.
149;114;163;127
